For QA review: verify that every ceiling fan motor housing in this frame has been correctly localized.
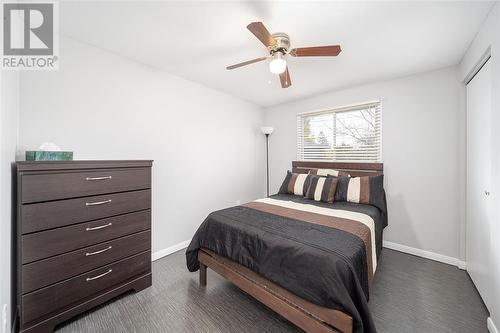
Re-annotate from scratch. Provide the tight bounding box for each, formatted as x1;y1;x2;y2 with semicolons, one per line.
269;32;290;55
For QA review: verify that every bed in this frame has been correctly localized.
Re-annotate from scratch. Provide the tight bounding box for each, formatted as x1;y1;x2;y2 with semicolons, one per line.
186;161;386;333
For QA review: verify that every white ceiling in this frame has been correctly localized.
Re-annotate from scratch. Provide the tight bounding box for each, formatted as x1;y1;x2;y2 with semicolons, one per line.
60;1;494;107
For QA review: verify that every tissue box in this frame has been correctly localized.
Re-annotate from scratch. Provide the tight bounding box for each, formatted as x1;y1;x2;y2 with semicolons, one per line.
25;151;73;161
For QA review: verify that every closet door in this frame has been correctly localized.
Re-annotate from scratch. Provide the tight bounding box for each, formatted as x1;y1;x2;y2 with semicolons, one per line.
466;59;492;309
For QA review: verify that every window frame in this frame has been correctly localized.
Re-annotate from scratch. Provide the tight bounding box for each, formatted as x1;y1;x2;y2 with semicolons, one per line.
296;100;382;162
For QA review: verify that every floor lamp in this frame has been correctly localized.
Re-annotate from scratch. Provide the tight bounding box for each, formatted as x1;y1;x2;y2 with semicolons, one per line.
261;126;274;197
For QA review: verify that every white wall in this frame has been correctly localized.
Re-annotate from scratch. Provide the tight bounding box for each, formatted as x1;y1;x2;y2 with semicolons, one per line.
0;71;20;333
19;37;266;256
264;66;462;260
460;4;500;332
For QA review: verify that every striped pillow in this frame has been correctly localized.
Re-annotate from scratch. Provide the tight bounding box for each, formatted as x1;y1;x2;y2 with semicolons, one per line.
305;176;338;203
347;177;371;204
308;168;350;177
278;171;312;196
342;175;384;206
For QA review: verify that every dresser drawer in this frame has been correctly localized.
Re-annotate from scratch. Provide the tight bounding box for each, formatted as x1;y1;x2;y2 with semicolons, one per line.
22;251;150;325
22;210;151;263
21;167;151;203
22;189;151;234
22;231;150;293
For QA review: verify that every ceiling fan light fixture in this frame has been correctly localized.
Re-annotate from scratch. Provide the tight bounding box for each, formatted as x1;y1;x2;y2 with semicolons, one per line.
269;52;287;74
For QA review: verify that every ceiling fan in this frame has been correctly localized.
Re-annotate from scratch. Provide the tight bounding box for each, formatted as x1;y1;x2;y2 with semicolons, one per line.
226;22;342;88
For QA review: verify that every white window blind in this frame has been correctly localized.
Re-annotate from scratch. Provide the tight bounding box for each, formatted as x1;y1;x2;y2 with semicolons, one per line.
297;101;382;162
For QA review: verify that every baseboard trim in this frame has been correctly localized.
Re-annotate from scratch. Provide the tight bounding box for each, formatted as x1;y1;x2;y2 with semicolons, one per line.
383;241;466;269
153;239;467;268
488;317;499;333
152;239;191;261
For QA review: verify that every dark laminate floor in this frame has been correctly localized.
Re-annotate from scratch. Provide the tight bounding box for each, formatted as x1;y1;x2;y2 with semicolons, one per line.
55;248;488;333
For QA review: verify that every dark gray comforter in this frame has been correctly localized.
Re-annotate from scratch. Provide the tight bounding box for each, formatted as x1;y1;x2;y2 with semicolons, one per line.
186;194;386;333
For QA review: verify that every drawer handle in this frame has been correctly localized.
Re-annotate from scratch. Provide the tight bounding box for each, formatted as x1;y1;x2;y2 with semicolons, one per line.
86;176;112;181
86;222;112;231
86;199;112;206
85;246;112;256
86;269;112;282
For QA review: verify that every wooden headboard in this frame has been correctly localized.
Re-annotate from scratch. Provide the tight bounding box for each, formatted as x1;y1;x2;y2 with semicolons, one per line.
292;161;383;177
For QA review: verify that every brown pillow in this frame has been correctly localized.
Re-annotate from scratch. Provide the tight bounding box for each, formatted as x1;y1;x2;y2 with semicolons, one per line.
305;175;338;203
278;171;313;196
308;168;350;177
337;175;385;210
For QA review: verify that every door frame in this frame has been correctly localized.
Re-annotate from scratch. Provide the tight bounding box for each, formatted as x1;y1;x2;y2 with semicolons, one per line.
460;46;492;267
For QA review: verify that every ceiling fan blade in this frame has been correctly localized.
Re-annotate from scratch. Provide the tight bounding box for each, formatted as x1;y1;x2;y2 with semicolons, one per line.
279;67;291;88
290;45;341;57
247;22;276;47
226;57;268;70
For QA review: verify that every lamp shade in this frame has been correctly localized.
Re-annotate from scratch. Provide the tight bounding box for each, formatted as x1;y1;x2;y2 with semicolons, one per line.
269;52;287;74
261;126;274;135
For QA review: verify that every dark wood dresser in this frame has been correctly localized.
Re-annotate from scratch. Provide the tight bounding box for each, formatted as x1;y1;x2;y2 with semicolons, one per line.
15;160;153;333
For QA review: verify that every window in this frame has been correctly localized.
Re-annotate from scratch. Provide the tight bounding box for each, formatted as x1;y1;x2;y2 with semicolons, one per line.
297;101;382;162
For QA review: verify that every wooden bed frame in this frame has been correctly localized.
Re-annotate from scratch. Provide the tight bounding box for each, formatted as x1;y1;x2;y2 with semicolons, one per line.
197;161;383;333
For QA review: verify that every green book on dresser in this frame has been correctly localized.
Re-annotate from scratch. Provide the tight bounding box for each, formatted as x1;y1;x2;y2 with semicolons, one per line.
25;151;73;161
